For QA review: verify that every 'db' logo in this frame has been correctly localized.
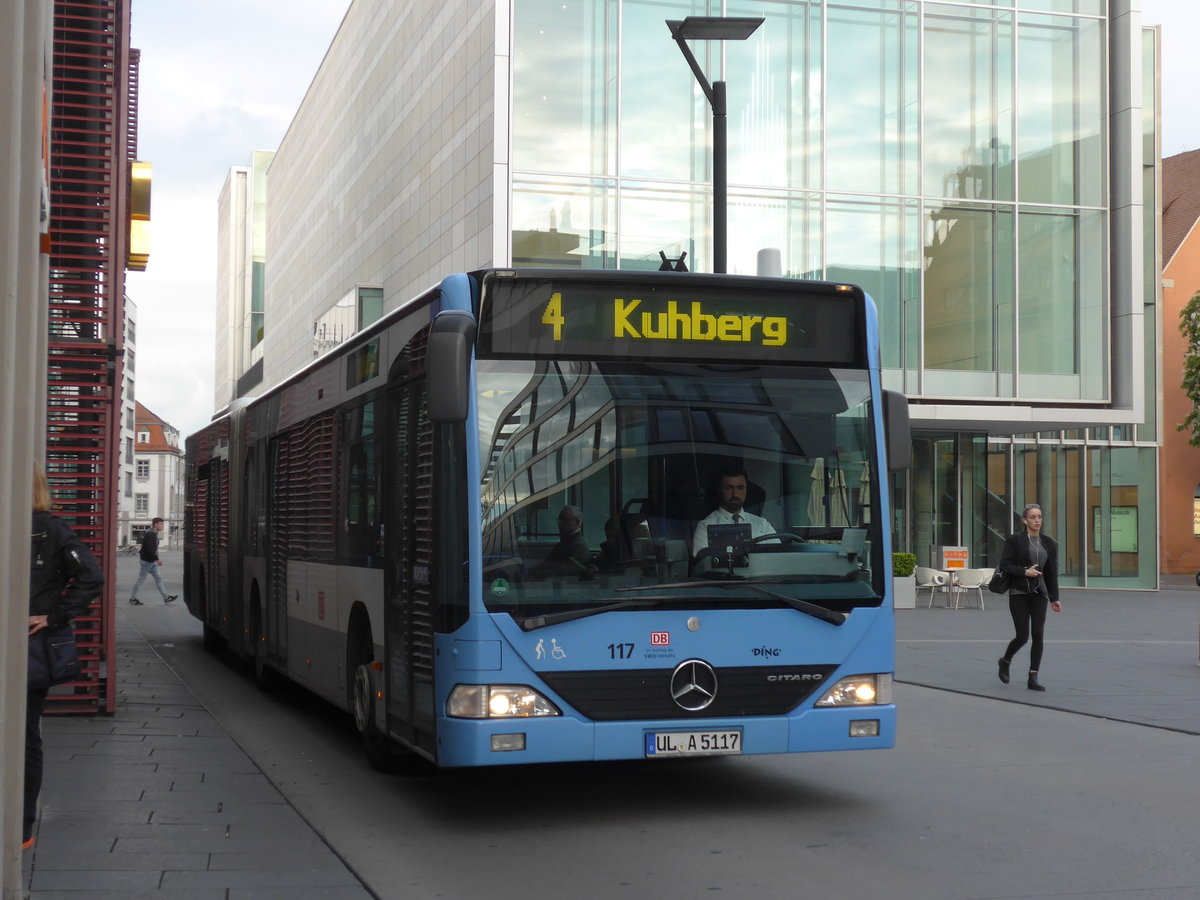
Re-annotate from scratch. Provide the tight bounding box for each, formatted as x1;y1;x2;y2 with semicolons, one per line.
651;631;670;646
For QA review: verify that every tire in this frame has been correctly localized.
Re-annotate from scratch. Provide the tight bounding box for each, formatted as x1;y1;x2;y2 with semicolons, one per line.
202;623;226;655
354;661;397;771
199;571;225;654
350;628;400;777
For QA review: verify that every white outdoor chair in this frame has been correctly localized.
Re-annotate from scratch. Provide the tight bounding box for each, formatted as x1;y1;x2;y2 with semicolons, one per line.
949;568;987;610
915;566;949;608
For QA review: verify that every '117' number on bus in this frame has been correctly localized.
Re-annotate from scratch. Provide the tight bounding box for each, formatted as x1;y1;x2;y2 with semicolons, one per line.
609;643;634;659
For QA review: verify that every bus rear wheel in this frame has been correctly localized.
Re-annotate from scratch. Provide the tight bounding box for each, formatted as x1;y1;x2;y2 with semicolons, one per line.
202;624;226;655
250;602;281;691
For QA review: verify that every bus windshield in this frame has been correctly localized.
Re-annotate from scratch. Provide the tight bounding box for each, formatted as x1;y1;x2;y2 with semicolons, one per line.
476;359;884;618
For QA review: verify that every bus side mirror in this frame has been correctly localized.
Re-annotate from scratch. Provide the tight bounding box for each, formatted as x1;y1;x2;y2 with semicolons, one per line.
884;389;911;471
427;311;477;424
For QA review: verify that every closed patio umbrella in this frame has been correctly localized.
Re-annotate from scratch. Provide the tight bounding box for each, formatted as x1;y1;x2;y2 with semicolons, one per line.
807;458;826;526
829;463;852;527
858;460;871;525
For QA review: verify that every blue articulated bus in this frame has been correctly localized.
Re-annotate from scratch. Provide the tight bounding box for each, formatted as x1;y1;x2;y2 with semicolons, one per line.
184;269;911;769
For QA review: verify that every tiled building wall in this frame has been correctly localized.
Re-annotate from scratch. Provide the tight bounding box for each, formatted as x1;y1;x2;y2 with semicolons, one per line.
215;167;244;411
264;0;499;387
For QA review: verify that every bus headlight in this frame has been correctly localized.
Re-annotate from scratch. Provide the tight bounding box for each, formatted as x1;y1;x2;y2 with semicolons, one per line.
814;674;892;707
447;684;561;719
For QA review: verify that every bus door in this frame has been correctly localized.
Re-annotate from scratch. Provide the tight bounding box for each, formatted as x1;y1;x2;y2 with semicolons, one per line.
383;379;437;757
381;376;439;758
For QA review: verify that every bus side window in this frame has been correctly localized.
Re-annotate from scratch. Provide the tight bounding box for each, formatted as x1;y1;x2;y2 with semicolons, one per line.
342;401;382;567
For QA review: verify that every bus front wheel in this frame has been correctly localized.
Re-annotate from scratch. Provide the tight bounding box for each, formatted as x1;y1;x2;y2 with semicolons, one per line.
353;660;395;771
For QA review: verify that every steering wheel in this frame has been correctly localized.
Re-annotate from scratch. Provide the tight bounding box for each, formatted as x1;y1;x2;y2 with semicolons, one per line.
746;532;807;546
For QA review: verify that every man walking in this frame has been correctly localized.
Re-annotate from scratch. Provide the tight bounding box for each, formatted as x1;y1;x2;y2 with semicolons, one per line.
128;517;177;605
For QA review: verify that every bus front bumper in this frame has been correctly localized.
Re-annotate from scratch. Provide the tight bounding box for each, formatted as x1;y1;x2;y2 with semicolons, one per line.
434;705;895;767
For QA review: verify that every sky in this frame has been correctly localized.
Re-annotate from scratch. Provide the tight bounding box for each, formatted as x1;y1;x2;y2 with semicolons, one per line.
125;0;350;438
126;1;1200;441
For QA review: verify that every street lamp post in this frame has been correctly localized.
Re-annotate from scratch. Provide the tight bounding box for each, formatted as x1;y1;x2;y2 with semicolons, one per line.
666;16;764;274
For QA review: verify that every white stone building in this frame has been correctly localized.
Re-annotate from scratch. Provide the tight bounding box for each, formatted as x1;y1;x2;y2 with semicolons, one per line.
132;402;185;548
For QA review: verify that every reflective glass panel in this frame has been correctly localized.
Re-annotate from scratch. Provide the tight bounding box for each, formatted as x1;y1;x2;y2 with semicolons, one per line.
726;0;821;190
616;182;703;270
924;6;1014;201
825;197;920;371
923;204;1015;376
512;176;618;269
1020;0;1104;14
727;189;821;278
1017;14;1105;206
621;0;709;181
513;0;617;175
826;2;918;196
1017;207;1105;391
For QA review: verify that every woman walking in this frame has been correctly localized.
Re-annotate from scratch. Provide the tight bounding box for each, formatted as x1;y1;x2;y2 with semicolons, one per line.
28;463;103;848
996;503;1062;691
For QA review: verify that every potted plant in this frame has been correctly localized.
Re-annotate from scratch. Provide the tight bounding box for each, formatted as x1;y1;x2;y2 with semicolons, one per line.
892;552;917;609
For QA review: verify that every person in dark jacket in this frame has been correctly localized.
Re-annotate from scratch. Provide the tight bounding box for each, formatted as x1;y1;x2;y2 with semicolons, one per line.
127;516;177;604
996;503;1062;691
530;506;595;578
28;463;103;848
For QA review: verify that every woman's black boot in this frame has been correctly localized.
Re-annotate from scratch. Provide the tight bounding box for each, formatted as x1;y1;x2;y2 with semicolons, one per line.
1027;671;1046;691
997;658;1011;684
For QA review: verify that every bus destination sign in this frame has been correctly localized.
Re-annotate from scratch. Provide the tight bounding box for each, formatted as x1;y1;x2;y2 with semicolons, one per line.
479;274;863;366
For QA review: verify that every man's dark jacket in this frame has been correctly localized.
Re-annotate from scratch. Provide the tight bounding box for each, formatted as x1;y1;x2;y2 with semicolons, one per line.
139;528;160;563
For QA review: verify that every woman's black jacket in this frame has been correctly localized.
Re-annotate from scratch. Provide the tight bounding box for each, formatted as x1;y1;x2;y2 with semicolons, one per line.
997;531;1059;602
31;510;103;628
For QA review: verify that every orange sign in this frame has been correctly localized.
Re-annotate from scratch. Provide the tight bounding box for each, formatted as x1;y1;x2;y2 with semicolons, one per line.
941;547;969;570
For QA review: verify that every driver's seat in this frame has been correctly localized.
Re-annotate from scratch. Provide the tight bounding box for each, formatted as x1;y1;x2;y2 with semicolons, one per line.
744;480;766;517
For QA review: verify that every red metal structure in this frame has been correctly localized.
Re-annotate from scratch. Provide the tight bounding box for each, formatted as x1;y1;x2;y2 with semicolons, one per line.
46;0;136;714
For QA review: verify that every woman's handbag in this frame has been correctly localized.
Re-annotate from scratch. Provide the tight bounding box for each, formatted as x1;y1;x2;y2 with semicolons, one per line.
28;624;81;690
987;568;1011;595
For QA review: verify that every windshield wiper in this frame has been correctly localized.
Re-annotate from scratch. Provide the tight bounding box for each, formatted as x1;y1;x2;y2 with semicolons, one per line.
516;599;658;631
618;581;846;626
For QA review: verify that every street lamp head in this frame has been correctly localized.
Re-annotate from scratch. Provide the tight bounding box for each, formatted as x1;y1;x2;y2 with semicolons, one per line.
665;15;763;275
667;16;764;42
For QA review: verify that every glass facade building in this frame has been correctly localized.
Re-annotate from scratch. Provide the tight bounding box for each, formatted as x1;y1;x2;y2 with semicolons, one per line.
252;0;1156;588
508;1;1158;587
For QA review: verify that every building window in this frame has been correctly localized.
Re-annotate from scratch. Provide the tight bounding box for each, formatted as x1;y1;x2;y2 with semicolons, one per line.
137;430;150;443
358;286;385;329
135;493;149;516
136;460;150;478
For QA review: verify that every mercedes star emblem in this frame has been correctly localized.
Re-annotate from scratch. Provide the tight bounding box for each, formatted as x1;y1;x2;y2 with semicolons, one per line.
670;659;718;711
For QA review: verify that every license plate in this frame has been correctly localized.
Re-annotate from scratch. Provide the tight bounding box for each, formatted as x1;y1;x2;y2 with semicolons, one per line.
645;729;742;758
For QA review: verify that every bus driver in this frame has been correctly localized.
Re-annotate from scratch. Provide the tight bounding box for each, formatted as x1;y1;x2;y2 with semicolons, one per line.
691;466;776;555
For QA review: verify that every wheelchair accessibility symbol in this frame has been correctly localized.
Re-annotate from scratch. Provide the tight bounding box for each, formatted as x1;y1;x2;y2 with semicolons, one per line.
535;638;567;661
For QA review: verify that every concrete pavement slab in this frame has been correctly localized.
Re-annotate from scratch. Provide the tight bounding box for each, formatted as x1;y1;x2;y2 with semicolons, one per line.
897;585;1200;734
22;581;374;900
